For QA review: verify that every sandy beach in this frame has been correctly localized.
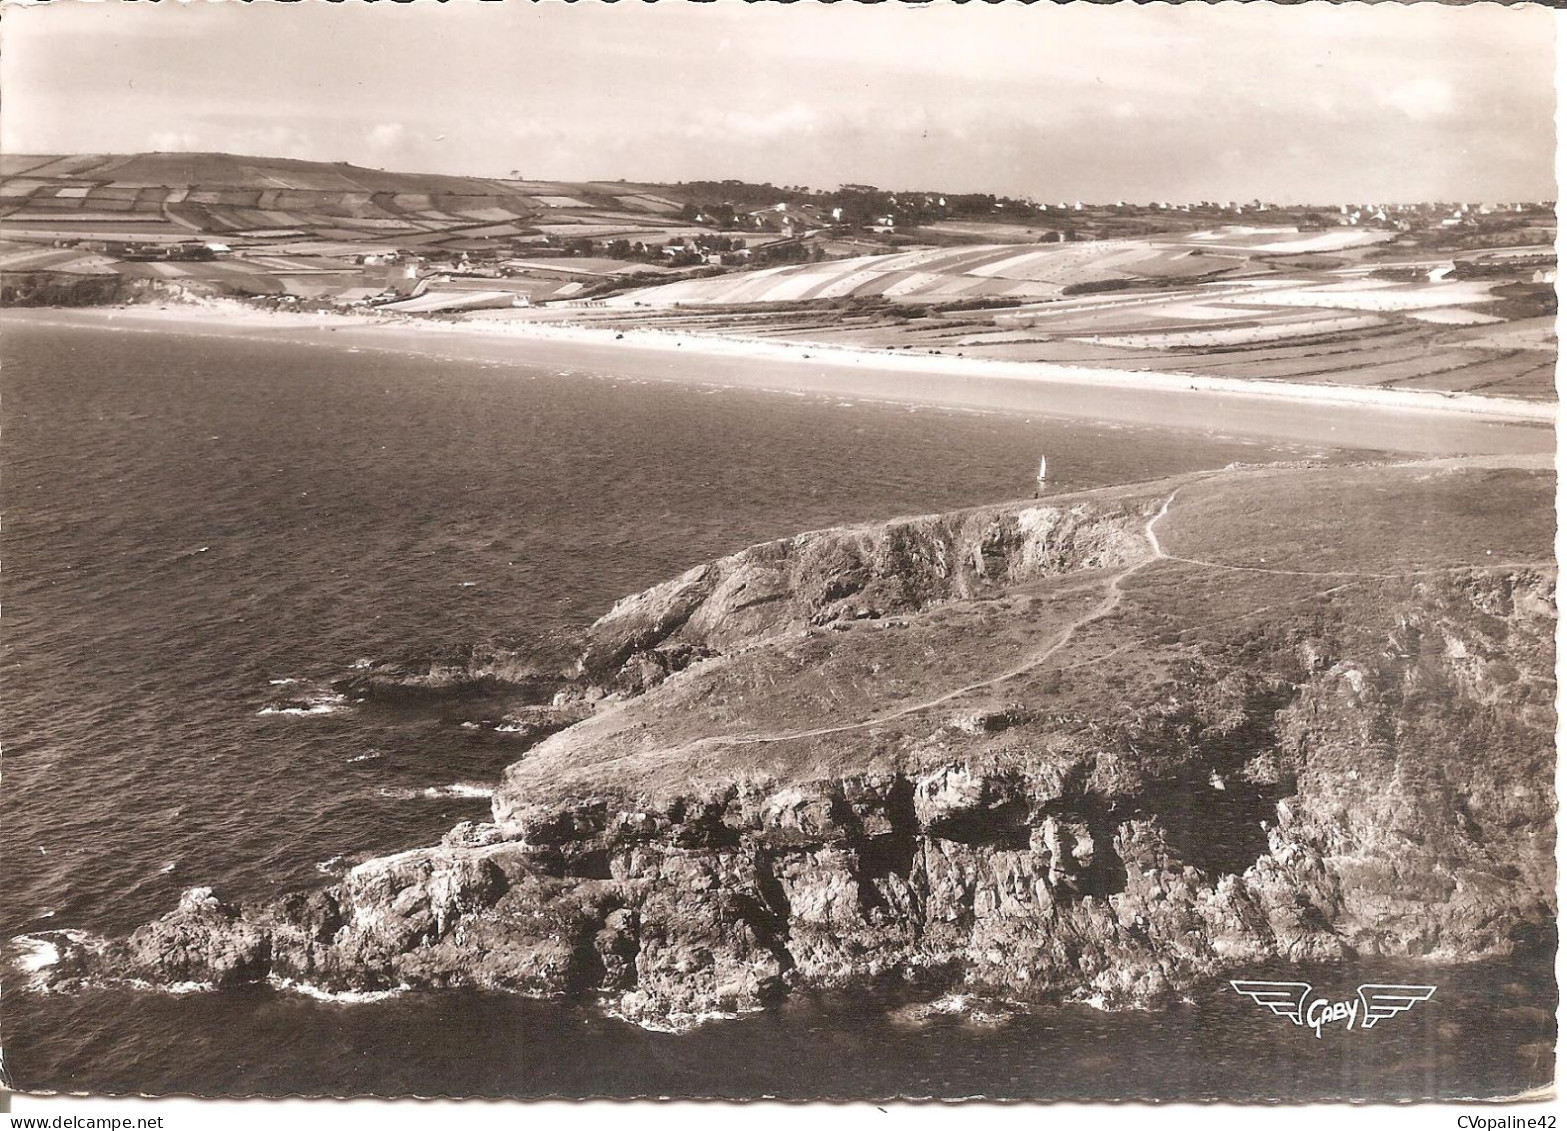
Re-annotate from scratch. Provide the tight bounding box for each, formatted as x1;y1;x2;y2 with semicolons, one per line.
8;301;1556;457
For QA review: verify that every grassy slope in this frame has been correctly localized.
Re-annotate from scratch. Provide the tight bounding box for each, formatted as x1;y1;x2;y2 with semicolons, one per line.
500;460;1555;807
1;152;660;199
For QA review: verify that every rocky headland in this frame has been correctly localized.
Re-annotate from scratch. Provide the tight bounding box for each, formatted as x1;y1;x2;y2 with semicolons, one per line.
25;459;1557;1029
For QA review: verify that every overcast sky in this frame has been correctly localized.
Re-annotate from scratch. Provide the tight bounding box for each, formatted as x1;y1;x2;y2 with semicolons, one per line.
2;0;1555;203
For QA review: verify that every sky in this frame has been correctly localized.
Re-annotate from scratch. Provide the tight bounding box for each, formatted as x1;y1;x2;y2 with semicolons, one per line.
0;0;1556;204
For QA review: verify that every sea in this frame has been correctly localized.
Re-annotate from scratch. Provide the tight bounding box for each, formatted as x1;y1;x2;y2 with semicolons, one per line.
2;316;1554;1100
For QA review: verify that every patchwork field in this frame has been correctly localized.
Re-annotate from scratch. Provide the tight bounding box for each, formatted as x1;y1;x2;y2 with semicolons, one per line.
1183;226;1394;254
0;152;744;302
2;152;1554;404
606;239;1249;306
565;245;1556;401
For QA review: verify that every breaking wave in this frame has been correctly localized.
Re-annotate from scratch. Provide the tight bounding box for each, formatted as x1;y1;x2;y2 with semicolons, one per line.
258;680;350;717
10;930;108;990
268;976;408;1004
315;854;351;876
376;782;495;801
888;993;1019;1028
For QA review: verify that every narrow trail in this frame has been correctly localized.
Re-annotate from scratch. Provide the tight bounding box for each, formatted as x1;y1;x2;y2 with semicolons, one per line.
1152;552;1548;582
705;488;1185;748
666;478;1553;755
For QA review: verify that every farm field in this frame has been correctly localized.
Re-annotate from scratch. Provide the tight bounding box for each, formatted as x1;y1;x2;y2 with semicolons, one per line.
562;234;1556;401
605;238;1250;306
379;289;520;314
1408;308;1503;325
1077;315;1387;349
2;151;1554;404
0;152;751;303
1184;226;1395;254
1228;279;1502;311
500;257;678;278
0;242;119;274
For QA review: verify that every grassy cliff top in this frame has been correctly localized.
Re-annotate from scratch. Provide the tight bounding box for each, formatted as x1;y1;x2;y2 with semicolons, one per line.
494;458;1555;810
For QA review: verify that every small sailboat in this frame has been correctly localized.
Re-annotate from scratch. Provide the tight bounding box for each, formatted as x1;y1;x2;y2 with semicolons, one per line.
1035;456;1049;497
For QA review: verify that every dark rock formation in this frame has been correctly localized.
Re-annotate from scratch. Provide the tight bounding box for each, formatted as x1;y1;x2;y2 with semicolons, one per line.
580;492;1151;692
333;641;569;705
27;464;1558;1030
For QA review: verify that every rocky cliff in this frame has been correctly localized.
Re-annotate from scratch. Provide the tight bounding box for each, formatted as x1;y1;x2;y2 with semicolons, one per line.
576;489;1152;693
0;272;187;308
27;461;1558;1029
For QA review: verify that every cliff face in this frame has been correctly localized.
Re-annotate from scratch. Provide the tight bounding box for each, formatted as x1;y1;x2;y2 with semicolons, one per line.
577;492;1152;693
0;272;187;308
29;463;1558;1029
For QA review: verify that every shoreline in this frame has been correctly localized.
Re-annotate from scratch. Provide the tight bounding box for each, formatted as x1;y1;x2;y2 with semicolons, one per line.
7;301;1556;456
22;457;1556;1045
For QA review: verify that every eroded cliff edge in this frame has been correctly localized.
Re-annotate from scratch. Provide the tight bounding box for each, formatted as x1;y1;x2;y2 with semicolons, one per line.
31;460;1558;1028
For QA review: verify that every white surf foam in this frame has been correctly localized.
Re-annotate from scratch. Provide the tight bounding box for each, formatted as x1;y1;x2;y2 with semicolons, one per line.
377;782;495;801
889;993;1019;1028
14;935;63;974
269;976;408;1003
258;688;348;717
124;977;217;995
602;1004;753;1033
10;929;105;989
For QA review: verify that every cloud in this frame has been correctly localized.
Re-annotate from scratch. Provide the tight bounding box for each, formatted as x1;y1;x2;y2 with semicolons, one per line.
694;102;821;142
232;125;316;160
148;130;201;152
1378;78;1457;122
2;1;1551;203
366;122;406;151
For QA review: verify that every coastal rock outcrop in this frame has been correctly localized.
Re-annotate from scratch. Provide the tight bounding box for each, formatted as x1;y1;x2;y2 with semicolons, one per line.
581;492;1152;692
26;464;1558;1029
333;640;571;704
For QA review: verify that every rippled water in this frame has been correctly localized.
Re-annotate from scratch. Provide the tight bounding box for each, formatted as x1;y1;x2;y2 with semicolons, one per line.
2;320;1550;1099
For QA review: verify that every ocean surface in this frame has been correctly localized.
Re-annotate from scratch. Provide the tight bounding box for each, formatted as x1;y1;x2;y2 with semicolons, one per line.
2;319;1553;1099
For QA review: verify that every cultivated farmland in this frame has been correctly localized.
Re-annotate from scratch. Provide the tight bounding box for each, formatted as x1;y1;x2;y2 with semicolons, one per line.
2;152;1553;403
576;231;1555;401
605;239;1247;306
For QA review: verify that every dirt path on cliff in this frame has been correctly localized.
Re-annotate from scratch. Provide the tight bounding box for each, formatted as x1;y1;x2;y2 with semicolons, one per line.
709;486;1186;747
687;461;1553;751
